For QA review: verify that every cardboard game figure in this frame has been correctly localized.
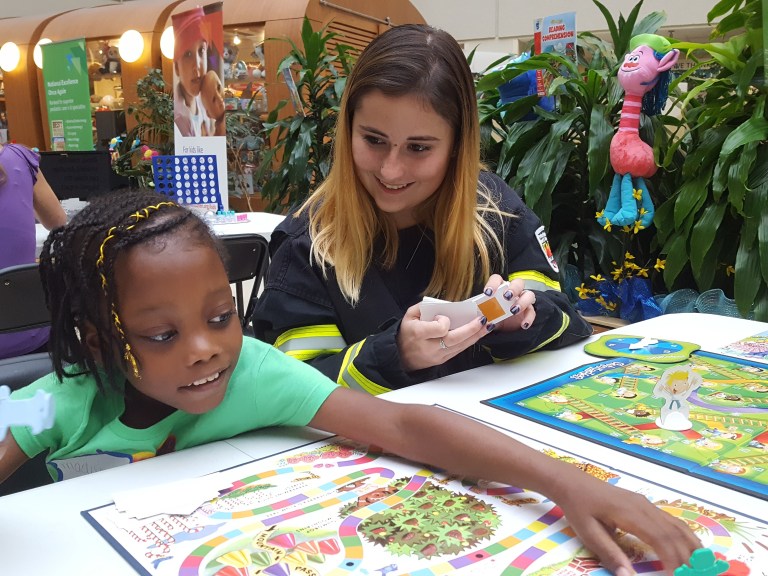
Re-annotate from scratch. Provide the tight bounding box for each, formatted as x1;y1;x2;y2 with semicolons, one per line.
0;385;55;442
653;366;702;431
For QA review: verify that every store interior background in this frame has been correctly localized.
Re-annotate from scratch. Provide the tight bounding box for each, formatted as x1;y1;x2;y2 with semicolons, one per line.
3;0;717;64
0;0;719;155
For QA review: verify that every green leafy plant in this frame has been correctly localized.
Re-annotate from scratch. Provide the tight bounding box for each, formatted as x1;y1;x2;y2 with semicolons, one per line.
476;1;675;300
111;68;174;187
654;0;767;320
254;17;357;211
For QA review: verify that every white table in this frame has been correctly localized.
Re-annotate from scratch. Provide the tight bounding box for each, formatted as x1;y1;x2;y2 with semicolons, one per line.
35;211;285;257
1;314;767;574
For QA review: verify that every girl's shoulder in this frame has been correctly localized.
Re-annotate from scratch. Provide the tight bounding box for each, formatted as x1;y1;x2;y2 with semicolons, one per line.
1;143;40;170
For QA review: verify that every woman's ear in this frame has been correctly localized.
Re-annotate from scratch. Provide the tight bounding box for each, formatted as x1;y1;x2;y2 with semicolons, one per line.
81;321;104;364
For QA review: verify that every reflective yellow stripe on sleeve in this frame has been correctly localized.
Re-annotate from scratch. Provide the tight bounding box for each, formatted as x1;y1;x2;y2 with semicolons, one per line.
274;324;346;361
337;339;391;396
530;310;570;352
508;270;561;292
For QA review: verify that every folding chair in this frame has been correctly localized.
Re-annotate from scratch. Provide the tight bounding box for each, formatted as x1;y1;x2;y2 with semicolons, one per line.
0;263;54;495
221;234;270;331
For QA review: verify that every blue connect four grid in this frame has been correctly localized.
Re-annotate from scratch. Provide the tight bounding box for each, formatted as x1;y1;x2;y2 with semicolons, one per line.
152;155;223;211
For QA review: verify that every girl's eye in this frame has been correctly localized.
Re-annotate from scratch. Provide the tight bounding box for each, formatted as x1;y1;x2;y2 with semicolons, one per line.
146;331;176;343
211;310;235;325
408;143;430;153
363;135;385;146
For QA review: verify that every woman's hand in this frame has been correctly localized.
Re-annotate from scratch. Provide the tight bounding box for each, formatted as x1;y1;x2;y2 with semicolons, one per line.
397;303;487;372
553;472;701;576
483;274;537;332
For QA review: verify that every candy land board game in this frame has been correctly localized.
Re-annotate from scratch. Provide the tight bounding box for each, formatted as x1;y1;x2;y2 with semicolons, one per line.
83;433;768;576
483;351;768;500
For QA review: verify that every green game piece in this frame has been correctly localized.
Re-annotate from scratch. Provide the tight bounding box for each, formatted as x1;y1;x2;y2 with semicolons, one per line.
674;548;730;576
583;334;700;363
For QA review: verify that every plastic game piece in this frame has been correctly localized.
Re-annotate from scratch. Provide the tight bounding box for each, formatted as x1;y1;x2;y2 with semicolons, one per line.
584;334;700;363
203;210;250;225
674;547;730;576
420;281;519;328
653;366;702;431
0;385;55;441
629;336;658;349
714;552;750;576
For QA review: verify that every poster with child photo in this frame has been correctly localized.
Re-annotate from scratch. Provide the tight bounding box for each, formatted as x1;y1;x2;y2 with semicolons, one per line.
171;2;228;210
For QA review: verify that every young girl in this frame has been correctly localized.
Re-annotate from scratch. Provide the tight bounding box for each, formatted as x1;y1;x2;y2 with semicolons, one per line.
0;190;698;576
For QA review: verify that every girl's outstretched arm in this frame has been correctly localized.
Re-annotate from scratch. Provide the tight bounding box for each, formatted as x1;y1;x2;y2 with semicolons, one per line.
0;433;30;486
309;387;700;576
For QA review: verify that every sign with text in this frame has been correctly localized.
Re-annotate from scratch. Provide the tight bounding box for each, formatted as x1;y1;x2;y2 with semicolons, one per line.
42;39;93;151
533;12;577;97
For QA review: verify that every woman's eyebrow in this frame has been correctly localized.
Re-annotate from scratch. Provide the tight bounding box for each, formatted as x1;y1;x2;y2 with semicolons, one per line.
358;125;387;137
358;125;439;141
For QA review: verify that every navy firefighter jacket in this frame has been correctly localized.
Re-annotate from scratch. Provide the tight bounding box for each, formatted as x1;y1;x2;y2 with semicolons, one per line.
252;172;592;393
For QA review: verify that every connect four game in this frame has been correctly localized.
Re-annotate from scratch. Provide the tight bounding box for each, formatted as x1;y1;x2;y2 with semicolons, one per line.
152;155;223;213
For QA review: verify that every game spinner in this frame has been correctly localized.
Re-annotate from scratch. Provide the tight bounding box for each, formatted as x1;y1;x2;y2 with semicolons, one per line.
83;436;767;576
483;351;768;499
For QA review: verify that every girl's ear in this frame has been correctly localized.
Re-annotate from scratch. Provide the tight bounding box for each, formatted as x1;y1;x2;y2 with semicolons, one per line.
81;321;104;364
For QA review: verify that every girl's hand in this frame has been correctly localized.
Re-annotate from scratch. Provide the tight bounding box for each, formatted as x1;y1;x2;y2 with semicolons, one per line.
483;274;537;332
554;473;701;576
398;303;487;372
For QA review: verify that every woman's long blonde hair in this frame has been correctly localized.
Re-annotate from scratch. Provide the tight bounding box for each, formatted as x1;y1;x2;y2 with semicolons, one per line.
299;24;505;304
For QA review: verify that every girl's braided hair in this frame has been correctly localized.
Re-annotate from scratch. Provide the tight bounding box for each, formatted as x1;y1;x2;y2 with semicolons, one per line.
38;189;226;392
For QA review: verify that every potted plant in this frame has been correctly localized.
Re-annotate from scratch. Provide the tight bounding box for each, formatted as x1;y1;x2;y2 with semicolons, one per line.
654;0;767;320
111;69;174;188
254;17;357;212
476;0;675;322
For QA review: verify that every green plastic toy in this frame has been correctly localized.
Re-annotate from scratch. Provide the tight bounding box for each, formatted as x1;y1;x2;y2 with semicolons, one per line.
674;548;730;576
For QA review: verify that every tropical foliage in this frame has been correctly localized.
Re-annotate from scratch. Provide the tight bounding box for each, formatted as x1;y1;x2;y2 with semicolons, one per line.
111;68;174;187
655;0;767;319
476;1;676;304
254;18;357;211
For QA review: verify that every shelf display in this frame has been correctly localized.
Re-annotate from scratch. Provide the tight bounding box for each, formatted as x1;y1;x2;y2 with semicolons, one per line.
222;26;267;115
87;38;125;148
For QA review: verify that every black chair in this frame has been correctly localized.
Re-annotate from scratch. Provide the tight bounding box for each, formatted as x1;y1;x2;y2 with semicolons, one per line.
0;263;51;333
221;234;270;331
0;263;53;385
0;263;55;495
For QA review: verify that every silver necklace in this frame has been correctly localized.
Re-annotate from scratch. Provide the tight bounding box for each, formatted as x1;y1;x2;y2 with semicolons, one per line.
405;227;427;270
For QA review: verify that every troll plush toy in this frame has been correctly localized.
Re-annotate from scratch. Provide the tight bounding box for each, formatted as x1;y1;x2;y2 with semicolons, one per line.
597;34;679;231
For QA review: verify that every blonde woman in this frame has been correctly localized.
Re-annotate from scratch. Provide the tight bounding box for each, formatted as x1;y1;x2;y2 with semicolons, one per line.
253;25;591;391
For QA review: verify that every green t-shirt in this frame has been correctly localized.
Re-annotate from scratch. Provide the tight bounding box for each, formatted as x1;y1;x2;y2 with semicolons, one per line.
10;337;338;481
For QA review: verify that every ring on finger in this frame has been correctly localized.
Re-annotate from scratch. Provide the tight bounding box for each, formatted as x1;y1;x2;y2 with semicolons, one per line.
520;288;536;304
439;338;448;350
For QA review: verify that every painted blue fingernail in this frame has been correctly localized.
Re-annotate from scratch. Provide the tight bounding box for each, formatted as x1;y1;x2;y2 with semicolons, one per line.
510;305;520;315
484;287;493;296
486;322;496;332
503;290;513;300
480;316;487;326
522;322;530;330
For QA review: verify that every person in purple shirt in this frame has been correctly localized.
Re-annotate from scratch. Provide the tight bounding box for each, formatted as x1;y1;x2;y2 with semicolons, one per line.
0;143;67;359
